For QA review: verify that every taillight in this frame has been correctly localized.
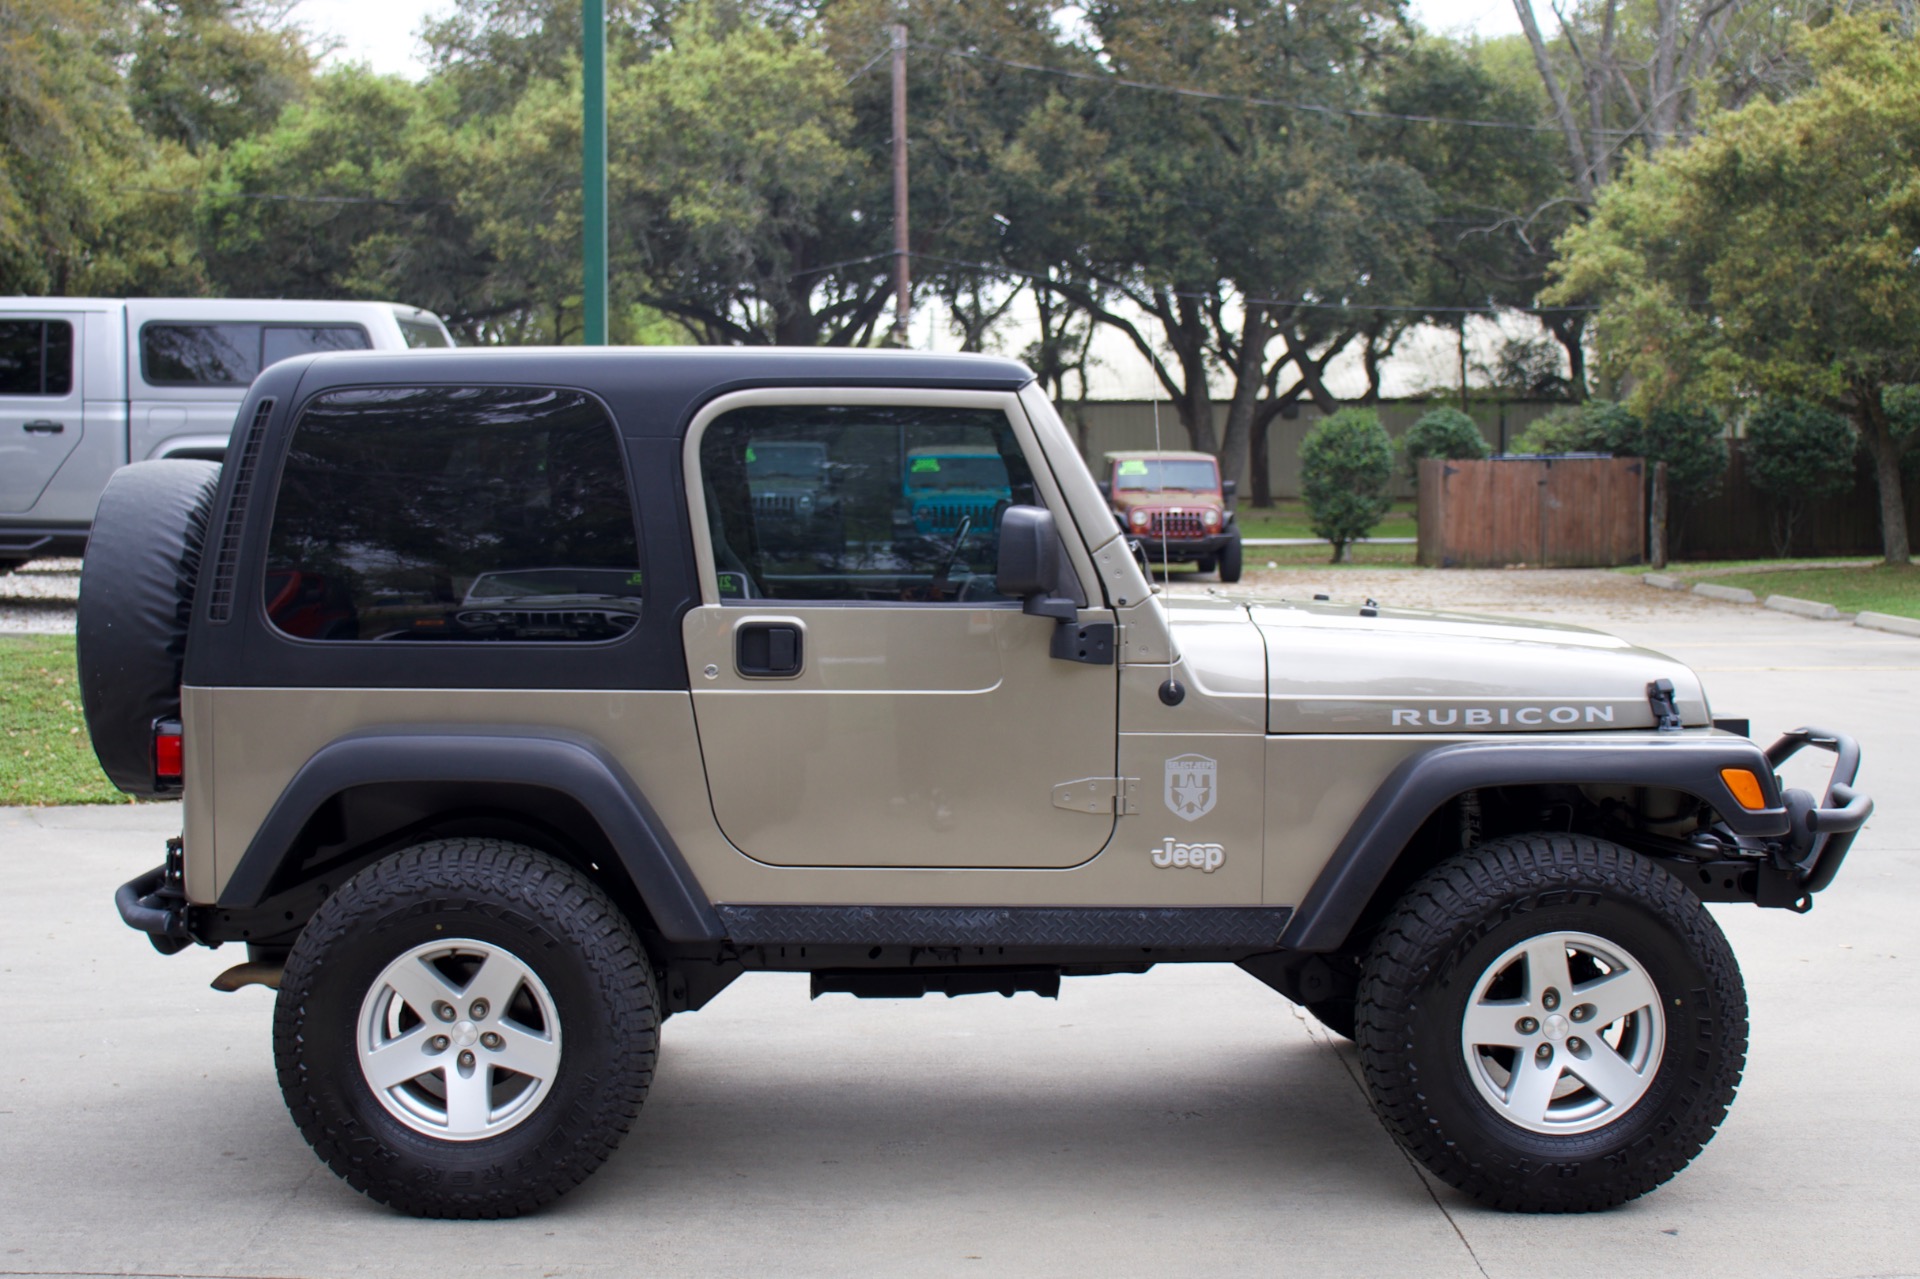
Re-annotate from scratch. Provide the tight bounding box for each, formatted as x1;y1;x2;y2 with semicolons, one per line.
153;719;183;790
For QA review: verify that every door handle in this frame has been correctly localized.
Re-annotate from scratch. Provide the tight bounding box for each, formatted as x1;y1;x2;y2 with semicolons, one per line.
736;622;803;677
22;420;64;434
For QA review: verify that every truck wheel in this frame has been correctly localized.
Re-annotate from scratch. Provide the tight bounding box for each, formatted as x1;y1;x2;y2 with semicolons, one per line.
274;839;660;1218
1218;537;1244;583
76;459;222;795
1356;834;1745;1213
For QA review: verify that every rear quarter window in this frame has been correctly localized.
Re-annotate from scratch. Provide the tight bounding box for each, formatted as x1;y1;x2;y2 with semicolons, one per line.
264;385;643;642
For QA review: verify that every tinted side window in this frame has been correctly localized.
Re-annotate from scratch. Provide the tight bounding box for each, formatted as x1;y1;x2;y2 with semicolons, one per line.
700;405;1036;603
265;386;642;642
143;324;258;386
0;321;74;396
143;323;373;387
261;324;370;365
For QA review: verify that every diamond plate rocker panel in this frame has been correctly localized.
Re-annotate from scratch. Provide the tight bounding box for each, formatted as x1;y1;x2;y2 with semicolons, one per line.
714;904;1294;949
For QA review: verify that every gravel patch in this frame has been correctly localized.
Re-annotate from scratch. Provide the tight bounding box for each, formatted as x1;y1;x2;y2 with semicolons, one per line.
1;559;80;635
1168;564;1736;625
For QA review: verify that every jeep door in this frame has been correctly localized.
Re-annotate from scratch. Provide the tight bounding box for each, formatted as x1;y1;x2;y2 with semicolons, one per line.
683;390;1119;870
0;311;87;514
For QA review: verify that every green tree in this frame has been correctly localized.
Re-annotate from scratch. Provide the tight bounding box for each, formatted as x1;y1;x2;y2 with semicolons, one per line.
1301;408;1395;563
1549;18;1920;563
1744;398;1858;556
127;0;314;154
1400;405;1489;485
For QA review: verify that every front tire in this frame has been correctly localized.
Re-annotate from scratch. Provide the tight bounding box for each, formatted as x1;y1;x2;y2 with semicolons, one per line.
274;839;660;1217
1218;536;1243;583
1356;834;1745;1213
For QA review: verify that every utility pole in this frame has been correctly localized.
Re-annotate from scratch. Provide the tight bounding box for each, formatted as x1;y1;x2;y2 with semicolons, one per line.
583;0;608;345
889;23;910;347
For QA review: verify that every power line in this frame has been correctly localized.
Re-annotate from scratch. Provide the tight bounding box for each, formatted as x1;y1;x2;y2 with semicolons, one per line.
915;42;1635;138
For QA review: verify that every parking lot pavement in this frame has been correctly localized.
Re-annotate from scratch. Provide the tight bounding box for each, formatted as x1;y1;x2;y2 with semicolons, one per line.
3;594;1917;1278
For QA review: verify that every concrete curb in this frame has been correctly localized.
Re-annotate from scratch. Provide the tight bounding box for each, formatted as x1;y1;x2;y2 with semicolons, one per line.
1855;610;1920;637
1643;572;1687;591
1765;594;1843;621
1693;581;1757;605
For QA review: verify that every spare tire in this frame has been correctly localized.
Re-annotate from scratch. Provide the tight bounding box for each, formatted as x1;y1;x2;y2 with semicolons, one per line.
77;460;222;796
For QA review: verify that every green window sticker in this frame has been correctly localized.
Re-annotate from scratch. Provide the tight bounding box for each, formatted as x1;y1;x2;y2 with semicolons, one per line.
911;457;941;473
1118;460;1149;476
745;446;757;463
626;572;645;588
716;572;743;598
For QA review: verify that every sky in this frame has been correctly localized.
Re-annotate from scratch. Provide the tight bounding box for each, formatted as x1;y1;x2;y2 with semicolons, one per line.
295;0;1525;80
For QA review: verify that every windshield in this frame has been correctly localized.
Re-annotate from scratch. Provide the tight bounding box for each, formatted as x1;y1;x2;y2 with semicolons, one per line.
1111;458;1219;492
907;454;1010;490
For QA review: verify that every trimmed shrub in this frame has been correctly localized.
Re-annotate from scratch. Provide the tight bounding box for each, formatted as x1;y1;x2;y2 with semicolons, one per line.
1511;399;1726;504
1745;398;1857;555
1301;408;1395;563
1400;406;1490;486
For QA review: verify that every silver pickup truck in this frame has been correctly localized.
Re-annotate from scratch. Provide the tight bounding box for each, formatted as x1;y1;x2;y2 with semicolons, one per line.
0;297;450;569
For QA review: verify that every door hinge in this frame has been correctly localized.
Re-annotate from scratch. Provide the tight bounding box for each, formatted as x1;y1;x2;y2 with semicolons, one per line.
1052;777;1139;815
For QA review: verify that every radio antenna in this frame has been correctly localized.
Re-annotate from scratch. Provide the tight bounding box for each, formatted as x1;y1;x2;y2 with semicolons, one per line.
1150;395;1171;583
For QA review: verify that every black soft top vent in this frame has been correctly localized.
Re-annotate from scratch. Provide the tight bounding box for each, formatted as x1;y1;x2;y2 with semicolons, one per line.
207;398;272;623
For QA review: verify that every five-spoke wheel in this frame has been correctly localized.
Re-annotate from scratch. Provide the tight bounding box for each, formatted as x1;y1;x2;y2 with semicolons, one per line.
357;940;563;1141
1457;931;1664;1135
274;839;659;1217
1358;834;1746;1213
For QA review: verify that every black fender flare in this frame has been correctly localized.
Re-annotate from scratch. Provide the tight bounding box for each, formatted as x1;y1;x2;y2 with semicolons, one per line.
216;727;724;942
1277;736;1789;953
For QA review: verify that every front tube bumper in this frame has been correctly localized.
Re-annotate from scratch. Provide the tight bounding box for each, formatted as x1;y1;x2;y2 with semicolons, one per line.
1766;727;1873;897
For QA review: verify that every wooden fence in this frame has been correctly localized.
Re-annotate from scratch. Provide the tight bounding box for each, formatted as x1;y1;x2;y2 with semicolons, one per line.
1670;442;1920;559
1418;456;1646;568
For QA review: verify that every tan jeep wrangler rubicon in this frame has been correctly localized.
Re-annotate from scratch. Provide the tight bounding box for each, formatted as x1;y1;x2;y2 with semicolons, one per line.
78;348;1872;1218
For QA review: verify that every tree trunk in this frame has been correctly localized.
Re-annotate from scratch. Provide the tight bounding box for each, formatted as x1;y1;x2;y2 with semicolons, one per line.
1857;390;1911;564
1215;310;1271;494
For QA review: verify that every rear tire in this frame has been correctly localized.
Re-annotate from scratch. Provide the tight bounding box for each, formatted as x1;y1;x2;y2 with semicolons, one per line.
274;839;660;1218
1357;834;1745;1213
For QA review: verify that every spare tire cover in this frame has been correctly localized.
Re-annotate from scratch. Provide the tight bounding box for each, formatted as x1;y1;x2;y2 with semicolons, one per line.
77;460;222;795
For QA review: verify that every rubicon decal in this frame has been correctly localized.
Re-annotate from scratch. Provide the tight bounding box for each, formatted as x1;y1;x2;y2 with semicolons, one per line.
1164;754;1217;821
1389;704;1619;729
1151;838;1225;872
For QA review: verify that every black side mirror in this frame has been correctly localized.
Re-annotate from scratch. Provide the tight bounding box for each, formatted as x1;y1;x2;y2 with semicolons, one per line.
1097;480;1112;500
1222;478;1237;506
997;505;1076;621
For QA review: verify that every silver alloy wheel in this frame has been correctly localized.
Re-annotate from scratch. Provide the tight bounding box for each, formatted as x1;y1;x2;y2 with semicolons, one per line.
1459;930;1665;1136
356;939;562;1142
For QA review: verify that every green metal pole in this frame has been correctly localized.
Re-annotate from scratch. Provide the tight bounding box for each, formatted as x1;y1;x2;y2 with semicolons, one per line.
582;0;607;345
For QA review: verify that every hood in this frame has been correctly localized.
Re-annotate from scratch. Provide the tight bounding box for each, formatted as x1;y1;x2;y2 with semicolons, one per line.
1185;596;1708;735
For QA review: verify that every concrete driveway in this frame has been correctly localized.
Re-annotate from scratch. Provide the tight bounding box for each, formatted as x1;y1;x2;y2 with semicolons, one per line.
2;575;1915;1278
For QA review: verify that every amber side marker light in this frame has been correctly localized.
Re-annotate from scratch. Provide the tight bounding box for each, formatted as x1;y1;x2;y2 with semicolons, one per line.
1720;767;1766;810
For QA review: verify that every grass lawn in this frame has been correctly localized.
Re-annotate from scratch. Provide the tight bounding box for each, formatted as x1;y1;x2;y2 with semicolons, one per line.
1693;563;1920;619
1236;500;1417;542
0;635;124;805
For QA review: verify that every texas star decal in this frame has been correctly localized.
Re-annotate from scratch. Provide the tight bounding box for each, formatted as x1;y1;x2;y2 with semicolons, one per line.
1164;753;1217;822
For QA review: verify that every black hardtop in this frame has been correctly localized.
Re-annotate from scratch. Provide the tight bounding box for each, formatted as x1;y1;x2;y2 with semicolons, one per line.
273;346;1036;437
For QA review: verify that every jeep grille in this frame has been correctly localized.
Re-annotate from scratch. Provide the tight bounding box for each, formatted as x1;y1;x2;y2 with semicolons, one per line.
1147;510;1206;539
